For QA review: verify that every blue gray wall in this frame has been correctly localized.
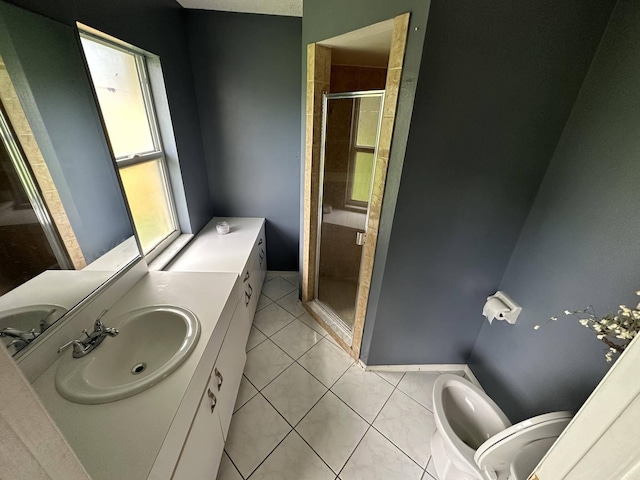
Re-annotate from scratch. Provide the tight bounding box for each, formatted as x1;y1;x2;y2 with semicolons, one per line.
6;0;213;234
359;0;617;367
185;11;302;270
0;2;133;262
468;0;640;422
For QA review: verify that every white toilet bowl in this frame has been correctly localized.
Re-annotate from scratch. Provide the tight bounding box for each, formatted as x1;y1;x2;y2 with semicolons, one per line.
430;374;572;480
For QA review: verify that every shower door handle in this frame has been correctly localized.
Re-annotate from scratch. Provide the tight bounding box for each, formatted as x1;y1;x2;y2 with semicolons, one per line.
355;231;366;246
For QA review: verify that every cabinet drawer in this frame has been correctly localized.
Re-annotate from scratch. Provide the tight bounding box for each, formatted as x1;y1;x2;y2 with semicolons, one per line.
172;378;224;479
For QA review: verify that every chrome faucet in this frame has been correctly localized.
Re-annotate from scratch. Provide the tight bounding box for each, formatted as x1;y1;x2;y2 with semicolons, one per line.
58;311;119;358
0;327;39;350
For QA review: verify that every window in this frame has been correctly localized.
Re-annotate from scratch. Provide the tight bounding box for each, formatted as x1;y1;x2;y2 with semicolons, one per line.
346;95;382;208
79;31;178;258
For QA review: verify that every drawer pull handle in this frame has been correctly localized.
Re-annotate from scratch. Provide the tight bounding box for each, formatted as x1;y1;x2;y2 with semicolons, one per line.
215;368;224;391
207;388;217;413
245;283;253;306
259;250;264;265
258;238;263;246
243;270;250;282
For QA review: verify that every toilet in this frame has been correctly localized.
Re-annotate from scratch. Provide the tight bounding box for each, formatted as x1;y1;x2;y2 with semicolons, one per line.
430;374;572;480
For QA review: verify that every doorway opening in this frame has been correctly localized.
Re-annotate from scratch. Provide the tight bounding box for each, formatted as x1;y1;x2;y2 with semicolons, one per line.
302;14;410;359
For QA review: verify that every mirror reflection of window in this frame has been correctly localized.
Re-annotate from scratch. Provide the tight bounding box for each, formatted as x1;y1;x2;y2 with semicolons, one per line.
348;96;381;208
80;34;178;256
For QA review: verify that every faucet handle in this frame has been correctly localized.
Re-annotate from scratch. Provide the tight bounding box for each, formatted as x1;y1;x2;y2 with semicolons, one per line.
58;339;86;356
94;310;108;330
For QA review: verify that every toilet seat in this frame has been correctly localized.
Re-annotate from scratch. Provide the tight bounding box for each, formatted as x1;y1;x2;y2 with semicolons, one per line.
474;411;573;480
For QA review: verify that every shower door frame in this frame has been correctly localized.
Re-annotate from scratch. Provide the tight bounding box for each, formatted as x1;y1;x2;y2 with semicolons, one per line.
313;90;385;343
302;13;410;361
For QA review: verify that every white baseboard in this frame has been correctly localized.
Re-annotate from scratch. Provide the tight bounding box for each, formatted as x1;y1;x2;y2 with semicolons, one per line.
359;362;484;389
463;365;483;389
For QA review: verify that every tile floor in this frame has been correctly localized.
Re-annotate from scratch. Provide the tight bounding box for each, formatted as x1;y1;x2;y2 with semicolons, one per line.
218;272;449;480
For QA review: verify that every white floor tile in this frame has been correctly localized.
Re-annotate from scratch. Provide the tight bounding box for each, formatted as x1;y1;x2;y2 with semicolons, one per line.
373;389;435;467
257;293;274;311
298;312;327;336
244;339;293;390
277;290;307;317
298;339;354;388
234;375;258;412
247;326;267;352
250;431;334;480
216;452;242;480
296;392;368;474
425;456;439;479
271;319;323;359
375;370;405;386
397;371;441;411
262;277;297;301
331;365;394;423
263;363;327;425
253;303;296;337
340;428;423;480
224;394;291;478
279;271;300;287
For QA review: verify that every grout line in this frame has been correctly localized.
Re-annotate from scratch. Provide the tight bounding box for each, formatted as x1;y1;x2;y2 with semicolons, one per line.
245;328;268;353
374;370;406;387
243;406;294;479
336;424;372;477
221;450;245;480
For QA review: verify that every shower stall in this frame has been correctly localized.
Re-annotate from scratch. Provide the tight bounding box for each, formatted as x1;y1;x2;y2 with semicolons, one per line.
313;90;384;342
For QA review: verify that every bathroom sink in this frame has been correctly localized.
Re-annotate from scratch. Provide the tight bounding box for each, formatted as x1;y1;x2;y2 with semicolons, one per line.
55;305;200;404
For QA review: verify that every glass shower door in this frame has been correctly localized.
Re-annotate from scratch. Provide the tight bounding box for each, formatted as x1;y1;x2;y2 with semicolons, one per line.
315;91;383;336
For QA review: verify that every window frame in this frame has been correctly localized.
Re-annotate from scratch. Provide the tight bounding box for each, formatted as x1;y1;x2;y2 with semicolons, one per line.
344;93;384;211
78;30;180;262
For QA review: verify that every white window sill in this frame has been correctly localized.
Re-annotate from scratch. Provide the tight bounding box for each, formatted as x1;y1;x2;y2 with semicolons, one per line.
147;233;194;271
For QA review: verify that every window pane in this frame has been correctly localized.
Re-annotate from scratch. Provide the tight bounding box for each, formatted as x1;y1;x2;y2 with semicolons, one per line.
351;151;374;203
119;160;174;254
355;96;381;147
81;37;154;158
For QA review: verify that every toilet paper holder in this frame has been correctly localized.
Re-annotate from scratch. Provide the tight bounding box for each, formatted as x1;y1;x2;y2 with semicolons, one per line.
482;291;522;325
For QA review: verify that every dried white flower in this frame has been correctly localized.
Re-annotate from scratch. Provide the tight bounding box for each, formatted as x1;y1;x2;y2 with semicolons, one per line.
542;293;640;362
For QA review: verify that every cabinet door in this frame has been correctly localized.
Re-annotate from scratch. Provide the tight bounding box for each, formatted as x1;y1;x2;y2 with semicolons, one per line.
172;380;225;480
214;307;247;439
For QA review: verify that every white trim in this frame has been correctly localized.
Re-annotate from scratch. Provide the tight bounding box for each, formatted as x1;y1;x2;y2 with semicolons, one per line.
359;362;484;389
464;365;484;390
363;363;466;372
147;233;194;271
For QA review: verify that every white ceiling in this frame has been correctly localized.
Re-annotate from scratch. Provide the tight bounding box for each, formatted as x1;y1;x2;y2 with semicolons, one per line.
319;19;393;67
176;0;302;17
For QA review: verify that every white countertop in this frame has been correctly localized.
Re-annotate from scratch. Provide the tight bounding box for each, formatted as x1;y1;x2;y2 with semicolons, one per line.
32;271;239;480
167;217;264;274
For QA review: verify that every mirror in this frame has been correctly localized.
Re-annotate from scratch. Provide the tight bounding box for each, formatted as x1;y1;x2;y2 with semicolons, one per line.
0;1;140;355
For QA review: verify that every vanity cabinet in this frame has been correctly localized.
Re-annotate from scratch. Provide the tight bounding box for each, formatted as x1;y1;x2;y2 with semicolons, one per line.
167;217;266;479
173;297;246;480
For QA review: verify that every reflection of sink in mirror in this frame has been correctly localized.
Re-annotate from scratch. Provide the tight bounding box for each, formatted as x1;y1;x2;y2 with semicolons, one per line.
0;304;67;354
55;306;200;405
